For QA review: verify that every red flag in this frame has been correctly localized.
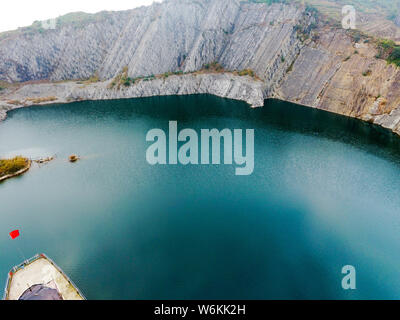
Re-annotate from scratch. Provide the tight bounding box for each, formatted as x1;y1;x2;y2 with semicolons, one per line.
9;230;20;240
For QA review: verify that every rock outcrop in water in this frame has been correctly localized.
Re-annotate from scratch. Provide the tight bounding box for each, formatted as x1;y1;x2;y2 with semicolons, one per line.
0;157;31;182
1;0;400;136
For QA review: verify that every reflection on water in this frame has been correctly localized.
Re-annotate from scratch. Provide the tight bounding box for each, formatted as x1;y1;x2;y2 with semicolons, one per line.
1;96;400;299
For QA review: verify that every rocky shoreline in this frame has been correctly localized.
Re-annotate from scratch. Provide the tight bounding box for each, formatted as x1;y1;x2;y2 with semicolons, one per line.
0;72;266;121
2;69;400;139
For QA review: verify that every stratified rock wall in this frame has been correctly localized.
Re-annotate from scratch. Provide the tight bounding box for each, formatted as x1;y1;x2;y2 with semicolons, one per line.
0;0;306;89
2;0;400;136
275;27;400;136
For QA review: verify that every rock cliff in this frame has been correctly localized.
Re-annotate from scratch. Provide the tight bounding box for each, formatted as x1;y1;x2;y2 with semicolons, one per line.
1;0;400;136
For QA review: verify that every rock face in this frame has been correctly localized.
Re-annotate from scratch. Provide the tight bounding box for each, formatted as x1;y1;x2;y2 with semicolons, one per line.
0;0;305;86
275;26;400;135
0;0;306;116
1;0;400;137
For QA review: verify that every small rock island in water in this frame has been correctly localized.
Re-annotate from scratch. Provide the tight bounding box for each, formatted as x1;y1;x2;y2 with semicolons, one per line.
0;156;31;182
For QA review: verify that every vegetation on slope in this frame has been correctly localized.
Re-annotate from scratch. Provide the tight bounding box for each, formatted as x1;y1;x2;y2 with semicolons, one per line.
376;39;400;66
108;62;260;89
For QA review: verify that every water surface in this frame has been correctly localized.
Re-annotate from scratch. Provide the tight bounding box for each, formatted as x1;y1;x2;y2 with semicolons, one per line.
1;96;400;299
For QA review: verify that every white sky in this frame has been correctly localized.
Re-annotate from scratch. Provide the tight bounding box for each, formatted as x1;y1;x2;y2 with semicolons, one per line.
0;0;160;32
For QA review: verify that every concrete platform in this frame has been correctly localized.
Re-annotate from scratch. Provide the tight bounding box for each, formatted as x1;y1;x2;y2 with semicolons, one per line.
4;254;85;300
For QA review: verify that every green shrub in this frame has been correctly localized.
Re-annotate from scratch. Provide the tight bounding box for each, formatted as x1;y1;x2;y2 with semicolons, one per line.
201;62;224;72
238;69;255;77
376;39;400;67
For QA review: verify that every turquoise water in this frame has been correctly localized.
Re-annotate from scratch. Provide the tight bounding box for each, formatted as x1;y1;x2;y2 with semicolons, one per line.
1;95;400;299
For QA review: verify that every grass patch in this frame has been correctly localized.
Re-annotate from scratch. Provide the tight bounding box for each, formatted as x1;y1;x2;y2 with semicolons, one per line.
0;156;29;178
108;66;129;89
109;67;161;89
376;39;400;66
237;69;255;77
108;62;262;89
81;73;100;85
202;62;225;72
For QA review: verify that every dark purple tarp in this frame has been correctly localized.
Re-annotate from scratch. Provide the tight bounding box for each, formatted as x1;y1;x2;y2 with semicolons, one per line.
19;284;63;300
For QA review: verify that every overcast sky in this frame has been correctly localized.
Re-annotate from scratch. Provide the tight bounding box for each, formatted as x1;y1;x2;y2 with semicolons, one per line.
0;0;160;32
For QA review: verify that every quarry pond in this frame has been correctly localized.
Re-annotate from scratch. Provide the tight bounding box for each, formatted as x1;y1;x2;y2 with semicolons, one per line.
1;95;400;299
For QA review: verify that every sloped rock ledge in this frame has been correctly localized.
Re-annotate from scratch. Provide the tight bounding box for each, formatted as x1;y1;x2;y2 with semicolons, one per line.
0;73;265;122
